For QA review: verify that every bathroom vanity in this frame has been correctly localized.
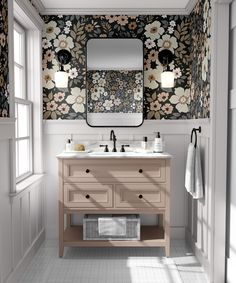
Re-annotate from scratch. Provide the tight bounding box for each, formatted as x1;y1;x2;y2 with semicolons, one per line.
57;152;171;257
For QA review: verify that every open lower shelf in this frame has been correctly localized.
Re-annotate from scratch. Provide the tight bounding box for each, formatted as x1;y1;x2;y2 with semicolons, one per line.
64;225;166;247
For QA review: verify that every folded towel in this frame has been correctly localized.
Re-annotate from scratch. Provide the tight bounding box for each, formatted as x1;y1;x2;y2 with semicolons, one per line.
98;217;126;236
185;143;195;194
185;143;204;199
194;146;203;199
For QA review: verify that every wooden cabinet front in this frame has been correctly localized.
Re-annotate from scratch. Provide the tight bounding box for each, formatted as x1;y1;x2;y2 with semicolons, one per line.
58;156;171;258
115;183;166;208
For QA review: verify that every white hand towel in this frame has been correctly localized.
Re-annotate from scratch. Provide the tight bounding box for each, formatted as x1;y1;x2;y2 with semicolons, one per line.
185;143;204;199
98;217;126;236
193;146;203;199
185;143;195;194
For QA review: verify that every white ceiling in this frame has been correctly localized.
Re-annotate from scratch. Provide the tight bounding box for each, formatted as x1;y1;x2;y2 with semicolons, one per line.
38;0;196;15
41;0;191;10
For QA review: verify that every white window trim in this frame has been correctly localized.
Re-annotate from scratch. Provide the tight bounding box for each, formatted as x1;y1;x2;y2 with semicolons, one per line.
14;21;27;100
15;98;33;183
8;0;44;193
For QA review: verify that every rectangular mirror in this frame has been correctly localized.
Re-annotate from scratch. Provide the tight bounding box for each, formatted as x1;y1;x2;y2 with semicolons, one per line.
86;38;143;127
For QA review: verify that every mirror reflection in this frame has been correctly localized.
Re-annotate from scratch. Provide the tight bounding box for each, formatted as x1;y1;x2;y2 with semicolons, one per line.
86;38;143;127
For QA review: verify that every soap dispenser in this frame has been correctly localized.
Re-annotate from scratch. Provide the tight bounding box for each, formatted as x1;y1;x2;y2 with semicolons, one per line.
153;132;163;153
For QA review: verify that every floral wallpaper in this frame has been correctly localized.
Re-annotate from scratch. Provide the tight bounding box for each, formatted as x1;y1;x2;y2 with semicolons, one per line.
0;0;9;118
87;70;143;113
42;0;211;120
189;0;211;118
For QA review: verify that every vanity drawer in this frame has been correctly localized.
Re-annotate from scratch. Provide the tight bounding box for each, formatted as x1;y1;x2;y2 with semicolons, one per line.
63;159;166;182
64;183;113;208
115;183;166;208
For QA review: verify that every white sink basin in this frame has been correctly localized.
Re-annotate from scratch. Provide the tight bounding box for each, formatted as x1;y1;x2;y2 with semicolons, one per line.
89;151;136;157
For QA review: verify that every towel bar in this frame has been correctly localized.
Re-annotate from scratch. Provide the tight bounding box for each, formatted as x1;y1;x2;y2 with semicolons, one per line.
191;126;201;148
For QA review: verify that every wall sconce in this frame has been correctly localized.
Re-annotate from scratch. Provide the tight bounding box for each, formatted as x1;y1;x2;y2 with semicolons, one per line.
54;49;72;88
158;49;175;88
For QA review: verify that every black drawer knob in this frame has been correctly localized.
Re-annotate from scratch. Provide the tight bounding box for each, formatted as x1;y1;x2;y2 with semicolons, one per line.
139;194;143;199
139;169;143;173
85;169;90;173
85;194;90;199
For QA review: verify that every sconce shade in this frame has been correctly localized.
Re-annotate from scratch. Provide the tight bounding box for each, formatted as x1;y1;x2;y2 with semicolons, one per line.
158;49;175;88
54;70;69;88
161;71;175;88
55;49;71;88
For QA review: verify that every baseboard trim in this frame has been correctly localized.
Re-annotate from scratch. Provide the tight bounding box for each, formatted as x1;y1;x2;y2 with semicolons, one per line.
5;229;45;283
185;228;210;282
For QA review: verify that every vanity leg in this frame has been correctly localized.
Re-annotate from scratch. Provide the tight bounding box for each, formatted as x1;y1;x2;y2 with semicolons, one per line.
59;244;64;257
67;214;72;228
59;201;64;257
165;245;170;257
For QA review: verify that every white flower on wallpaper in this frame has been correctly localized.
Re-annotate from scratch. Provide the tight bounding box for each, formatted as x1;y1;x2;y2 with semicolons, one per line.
103;99;114;110
42;38;52;49
157;34;178;52
144;21;164;40
58;103;70;114
145;39;156;49
66;87;85;113
144;67;162;89
54;34;74;51
54;92;65;102
134;87;142;101
202;56;208;81
0;33;6;47
43;69;55;89
170;87;190;113
43;21;60;40
46;100;58;111
69;68;78;79
91;88;100;101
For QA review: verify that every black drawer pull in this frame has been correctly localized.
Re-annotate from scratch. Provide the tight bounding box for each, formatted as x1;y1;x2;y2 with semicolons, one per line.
85;169;90;173
139;194;143;199
139;169;143;173
85;194;90;199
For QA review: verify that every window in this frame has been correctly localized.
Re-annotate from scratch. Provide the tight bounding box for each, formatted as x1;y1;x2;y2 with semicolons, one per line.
14;22;33;182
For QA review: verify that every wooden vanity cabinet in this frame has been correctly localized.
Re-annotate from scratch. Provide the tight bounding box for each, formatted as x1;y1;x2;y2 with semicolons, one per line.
57;156;171;257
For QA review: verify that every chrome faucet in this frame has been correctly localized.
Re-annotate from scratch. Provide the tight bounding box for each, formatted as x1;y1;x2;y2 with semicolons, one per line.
110;130;117;152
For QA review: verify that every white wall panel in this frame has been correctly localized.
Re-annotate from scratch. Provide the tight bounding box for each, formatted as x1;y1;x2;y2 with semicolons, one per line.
12;200;22;269
21;193;30;256
228;1;236;282
30;188;37;243
0;140;12;283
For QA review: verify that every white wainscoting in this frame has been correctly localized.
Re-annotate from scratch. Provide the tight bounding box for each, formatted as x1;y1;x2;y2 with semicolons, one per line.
227;1;236;281
43;119;210;251
186;132;211;278
0;125;45;283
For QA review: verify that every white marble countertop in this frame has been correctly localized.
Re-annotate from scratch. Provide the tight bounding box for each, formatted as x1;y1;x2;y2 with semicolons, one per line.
56;150;172;159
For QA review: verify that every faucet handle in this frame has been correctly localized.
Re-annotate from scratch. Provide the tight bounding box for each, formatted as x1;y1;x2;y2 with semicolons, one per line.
99;144;109;152
120;145;130;152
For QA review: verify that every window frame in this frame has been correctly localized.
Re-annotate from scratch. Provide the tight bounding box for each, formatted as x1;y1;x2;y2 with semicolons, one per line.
14;21;33;183
14;21;27;100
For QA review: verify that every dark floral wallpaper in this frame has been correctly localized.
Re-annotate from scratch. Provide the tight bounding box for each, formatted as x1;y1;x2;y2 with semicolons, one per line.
42;0;211;120
87;70;143;113
0;0;9;118
189;0;211;118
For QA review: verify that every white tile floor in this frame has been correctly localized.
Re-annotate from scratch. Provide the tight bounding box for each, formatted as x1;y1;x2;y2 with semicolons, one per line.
14;240;208;283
